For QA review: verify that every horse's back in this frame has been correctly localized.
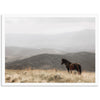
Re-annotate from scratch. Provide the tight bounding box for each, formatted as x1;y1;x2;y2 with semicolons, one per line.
70;63;81;70
73;63;81;67
73;63;80;65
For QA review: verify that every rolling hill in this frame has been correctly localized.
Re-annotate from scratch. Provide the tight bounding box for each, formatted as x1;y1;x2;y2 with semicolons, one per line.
6;52;95;72
5;47;65;62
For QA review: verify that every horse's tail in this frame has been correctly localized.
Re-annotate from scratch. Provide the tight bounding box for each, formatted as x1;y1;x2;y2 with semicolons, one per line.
78;65;82;74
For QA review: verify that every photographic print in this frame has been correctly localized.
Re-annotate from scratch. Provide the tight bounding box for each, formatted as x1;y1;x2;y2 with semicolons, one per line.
2;15;96;86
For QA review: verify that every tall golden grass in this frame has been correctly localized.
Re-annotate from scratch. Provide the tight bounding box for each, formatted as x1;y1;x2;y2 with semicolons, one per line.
5;69;95;83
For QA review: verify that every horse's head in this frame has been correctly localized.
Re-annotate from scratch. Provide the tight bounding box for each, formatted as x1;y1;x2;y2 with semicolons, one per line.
61;58;71;65
61;58;66;65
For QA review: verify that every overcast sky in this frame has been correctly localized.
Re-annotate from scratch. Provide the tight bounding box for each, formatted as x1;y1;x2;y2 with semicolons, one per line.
5;17;95;52
5;17;95;34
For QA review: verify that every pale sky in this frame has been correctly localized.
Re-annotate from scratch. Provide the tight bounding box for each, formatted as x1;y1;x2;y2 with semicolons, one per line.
5;17;95;34
5;17;95;52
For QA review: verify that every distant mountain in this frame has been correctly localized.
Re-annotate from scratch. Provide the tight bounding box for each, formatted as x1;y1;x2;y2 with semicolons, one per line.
5;47;66;62
6;29;95;52
6;52;95;72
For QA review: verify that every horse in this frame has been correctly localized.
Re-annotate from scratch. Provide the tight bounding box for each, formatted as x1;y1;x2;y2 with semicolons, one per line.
61;58;82;74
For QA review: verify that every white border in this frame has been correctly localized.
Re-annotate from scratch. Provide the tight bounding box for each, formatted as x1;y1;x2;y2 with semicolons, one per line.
1;14;99;87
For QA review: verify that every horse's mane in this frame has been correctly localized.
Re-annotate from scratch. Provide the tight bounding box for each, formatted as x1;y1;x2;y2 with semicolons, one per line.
62;58;71;64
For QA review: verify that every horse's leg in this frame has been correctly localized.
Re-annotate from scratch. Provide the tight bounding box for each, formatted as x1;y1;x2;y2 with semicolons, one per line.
68;69;72;74
70;70;72;74
77;67;81;75
70;68;72;74
75;64;79;74
76;64;81;74
68;69;69;73
70;64;73;74
67;67;69;73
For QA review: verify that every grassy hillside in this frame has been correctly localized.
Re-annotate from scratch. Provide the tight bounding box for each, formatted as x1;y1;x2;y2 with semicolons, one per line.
5;69;95;83
6;52;95;72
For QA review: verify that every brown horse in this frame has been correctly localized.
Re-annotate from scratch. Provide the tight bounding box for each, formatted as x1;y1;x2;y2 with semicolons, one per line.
61;58;82;74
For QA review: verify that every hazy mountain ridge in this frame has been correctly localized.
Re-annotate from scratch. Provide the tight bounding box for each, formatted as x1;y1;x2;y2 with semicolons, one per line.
6;47;66;62
6;52;95;72
6;29;95;52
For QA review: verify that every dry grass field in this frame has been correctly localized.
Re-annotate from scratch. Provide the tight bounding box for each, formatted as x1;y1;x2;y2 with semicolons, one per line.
5;69;95;83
